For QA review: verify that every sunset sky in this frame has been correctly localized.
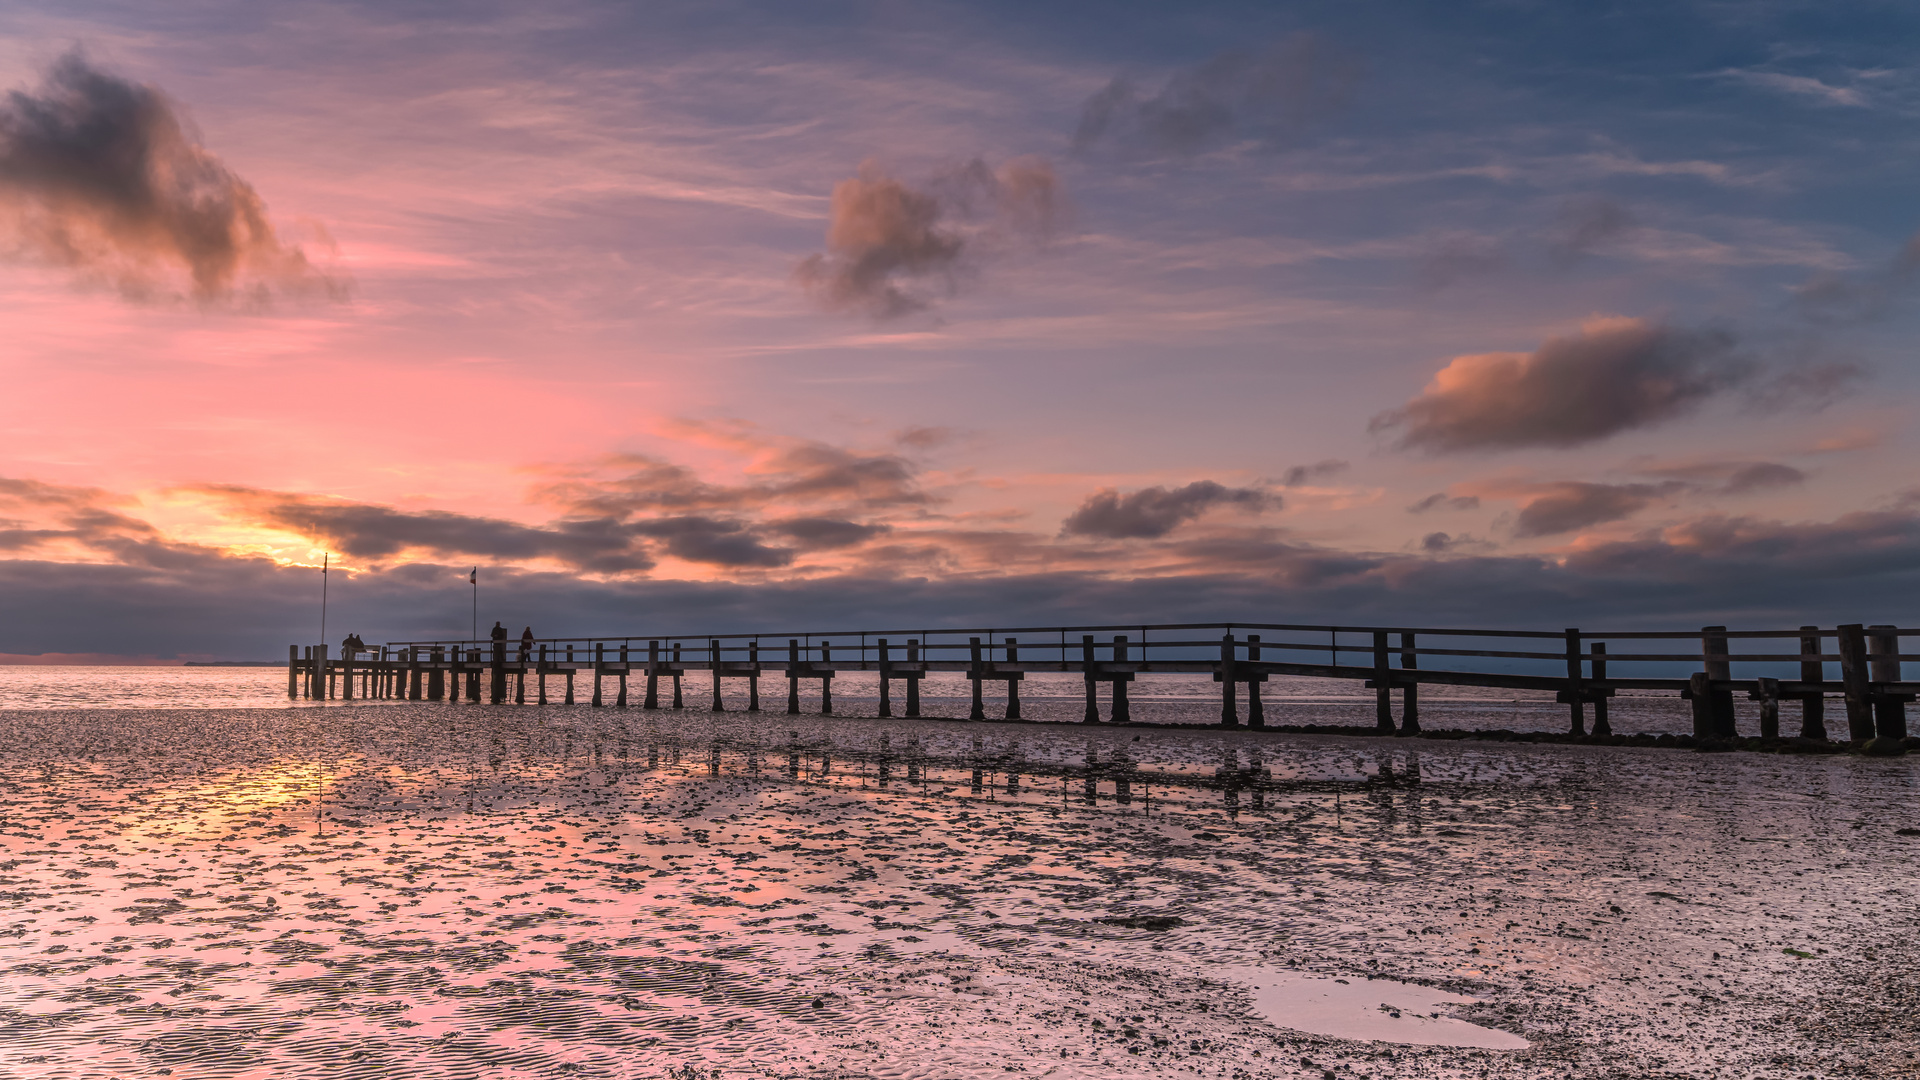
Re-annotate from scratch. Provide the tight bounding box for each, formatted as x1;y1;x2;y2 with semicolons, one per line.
3;1;1919;659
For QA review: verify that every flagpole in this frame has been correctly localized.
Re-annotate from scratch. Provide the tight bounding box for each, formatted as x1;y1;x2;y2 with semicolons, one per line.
470;567;477;641
320;553;329;648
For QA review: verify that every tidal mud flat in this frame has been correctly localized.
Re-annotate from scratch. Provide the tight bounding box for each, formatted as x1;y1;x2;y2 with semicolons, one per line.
0;705;1915;1079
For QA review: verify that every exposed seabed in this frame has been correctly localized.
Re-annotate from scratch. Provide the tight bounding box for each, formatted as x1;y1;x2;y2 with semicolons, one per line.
0;703;1915;1078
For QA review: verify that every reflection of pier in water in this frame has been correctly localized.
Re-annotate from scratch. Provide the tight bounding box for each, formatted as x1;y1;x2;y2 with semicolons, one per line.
604;729;1447;822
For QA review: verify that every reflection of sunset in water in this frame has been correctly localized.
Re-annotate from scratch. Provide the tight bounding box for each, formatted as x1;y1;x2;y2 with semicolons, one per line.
0;704;1908;1078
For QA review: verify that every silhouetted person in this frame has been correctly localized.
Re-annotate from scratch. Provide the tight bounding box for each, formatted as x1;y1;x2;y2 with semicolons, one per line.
490;622;507;648
519;626;534;661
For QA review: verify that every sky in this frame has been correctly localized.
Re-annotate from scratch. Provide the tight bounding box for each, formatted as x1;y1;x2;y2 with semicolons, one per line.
2;0;1919;659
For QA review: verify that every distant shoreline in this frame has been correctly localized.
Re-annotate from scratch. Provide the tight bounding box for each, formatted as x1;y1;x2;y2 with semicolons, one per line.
182;661;289;667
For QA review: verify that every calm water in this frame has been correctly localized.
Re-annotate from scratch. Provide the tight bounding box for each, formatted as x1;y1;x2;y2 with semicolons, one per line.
0;667;1729;736
0;678;1911;1078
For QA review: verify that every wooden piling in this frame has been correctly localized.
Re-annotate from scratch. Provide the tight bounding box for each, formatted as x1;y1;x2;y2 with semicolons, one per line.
672;643;683;708
339;645;353;701
1701;625;1736;738
1247;635;1265;729
748;640;761;711
1398;632;1419;734
491;637;507;704
787;639;801;715
1005;638;1022;720
1564;628;1585;737
1219;634;1239;727
1867;624;1908;742
1111;636;1131;723
288;645;299;699
537;644;547;704
906;639;921;717
1798;627;1825;740
1372;630;1393;733
430;646;445;701
467;648;480;702
645;641;659;709
318;645;331;700
1082;635;1099;723
514;645;526;704
1837;623;1876;742
819;641;833;715
969;637;986;720
592;643;604;707
711;639;724;712
1688;672;1714;738
1590;643;1610;736
877;639;893;718
1754;677;1780;739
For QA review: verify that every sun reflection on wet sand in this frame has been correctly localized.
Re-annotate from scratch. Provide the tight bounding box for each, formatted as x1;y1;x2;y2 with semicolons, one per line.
0;705;1914;1078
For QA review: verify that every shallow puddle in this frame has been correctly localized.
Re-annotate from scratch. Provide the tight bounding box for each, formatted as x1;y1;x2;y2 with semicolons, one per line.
1242;969;1528;1049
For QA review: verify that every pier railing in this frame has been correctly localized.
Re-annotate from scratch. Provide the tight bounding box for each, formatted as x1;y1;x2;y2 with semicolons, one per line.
282;620;1920;745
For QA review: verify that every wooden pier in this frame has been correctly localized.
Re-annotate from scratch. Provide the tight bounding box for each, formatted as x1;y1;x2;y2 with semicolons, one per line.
286;621;1920;750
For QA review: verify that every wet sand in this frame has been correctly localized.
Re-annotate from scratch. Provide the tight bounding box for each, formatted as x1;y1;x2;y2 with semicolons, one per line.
1;703;1916;1078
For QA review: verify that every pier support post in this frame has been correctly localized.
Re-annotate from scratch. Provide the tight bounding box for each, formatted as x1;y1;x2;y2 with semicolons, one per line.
1399;632;1419;734
1753;677;1780;739
1701;626;1736;738
514;647;526;704
430;647;445;701
1111;636;1131;723
467;649;480;702
612;644;625;707
319;644;332;700
711;639;724;712
1247;635;1265;728
1082;635;1099;723
288;645;299;699
1565;628;1585;736
906;639;921;717
1837;624;1875;742
1219;634;1239;727
672;643;683;708
1373;630;1394;733
564;644;575;705
878;639;892;718
1005;638;1022;720
1590;643;1610;736
819;641;833;715
537;645;547;704
592;644;604;707
491;638;507;704
340;645;352;701
748;641;761;711
644;641;659;709
787;639;801;715
1798;627;1826;740
1868;625;1908;743
1688;672;1714;738
969;637;986;720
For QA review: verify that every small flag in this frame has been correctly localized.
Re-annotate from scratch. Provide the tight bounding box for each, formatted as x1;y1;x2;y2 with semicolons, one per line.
322;553;329;575
469;567;477;584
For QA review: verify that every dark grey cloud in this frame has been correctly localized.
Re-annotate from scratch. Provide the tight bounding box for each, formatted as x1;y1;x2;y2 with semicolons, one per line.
630;517;793;569
201;487;658;573
1547;196;1632;266
1371;318;1746;453
794;157;1058;319
537;442;931;518
1061;481;1273;540
1721;462;1806;494
1072;33;1359;156
0;52;341;303
765;517;891;550
1512;481;1687;538
9;504;1920;659
1278;459;1348;487
1417;233;1508;291
1793;229;1920;324
1407;493;1480;514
